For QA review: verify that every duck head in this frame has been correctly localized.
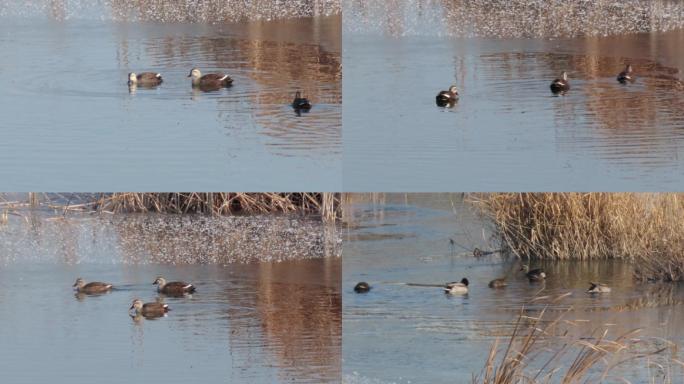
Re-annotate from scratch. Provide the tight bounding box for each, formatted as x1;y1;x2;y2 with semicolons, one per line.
560;71;568;81
129;299;143;312
448;85;459;95
188;68;201;81
127;72;137;85
72;278;85;290
153;276;166;287
460;278;469;286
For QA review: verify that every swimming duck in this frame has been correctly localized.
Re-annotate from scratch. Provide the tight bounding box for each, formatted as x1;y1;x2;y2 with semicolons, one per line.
488;278;507;288
153;276;196;295
587;282;611;293
128;72;163;86
292;91;312;110
444;278;469;294
188;68;233;89
520;265;546;281
617;64;635;84
72;278;113;294
550;71;570;93
129;299;170;318
354;282;371;293
436;85;459;106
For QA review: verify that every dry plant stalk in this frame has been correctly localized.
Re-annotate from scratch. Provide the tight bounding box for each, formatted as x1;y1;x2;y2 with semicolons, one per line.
97;193;341;221
474;294;675;384
472;193;684;282
0;193;341;222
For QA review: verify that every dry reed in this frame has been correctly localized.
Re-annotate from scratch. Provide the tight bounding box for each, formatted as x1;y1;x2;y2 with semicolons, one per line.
474;294;676;384
473;193;684;282
1;193;341;222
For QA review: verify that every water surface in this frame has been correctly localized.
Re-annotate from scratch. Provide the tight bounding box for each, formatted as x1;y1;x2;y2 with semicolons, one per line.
343;194;684;383
343;0;684;191
0;2;341;191
0;212;341;383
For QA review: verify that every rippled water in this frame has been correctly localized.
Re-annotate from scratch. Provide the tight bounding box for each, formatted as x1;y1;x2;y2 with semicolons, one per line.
344;1;684;191
0;4;341;190
343;194;684;383
0;212;341;383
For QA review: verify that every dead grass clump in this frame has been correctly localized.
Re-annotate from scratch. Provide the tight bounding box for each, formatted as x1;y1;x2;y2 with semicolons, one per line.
473;193;684;281
0;193;340;222
97;193;340;221
474;294;676;384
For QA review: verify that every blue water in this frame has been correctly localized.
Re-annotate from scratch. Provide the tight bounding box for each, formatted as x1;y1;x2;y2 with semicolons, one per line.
0;9;341;191
0;212;341;383
343;194;684;383
343;0;684;191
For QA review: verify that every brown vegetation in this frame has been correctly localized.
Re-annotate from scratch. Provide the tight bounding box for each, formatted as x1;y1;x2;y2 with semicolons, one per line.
474;293;677;383
474;193;684;282
0;193;341;222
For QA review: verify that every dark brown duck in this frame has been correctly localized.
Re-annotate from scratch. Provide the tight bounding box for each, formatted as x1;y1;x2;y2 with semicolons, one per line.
617;64;635;84
188;68;233;90
72;278;113;294
128;72;163;86
550;71;570;93
153;276;196;295
129;299;170;318
292;91;312;110
354;282;371;293
436;85;459;107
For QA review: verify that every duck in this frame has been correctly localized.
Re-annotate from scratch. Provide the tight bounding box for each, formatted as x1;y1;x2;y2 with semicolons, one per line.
128;72;163;86
587;282;611;293
153;276;196;296
488;278;507;288
550;71;570;93
72;278;113;294
436;85;459;106
354;282;371;293
617;64;635;84
444;278;469;294
129;299;170;318
188;68;233;89
292;91;312;110
520;265;546;281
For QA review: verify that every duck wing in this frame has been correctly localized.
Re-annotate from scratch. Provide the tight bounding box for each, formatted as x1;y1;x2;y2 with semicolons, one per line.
201;73;232;83
139;72;162;81
165;281;196;292
83;282;112;289
143;302;169;312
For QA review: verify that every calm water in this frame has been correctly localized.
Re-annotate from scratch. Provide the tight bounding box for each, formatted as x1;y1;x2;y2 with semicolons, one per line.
343;194;684;383
0;212;341;383
343;0;684;191
0;3;341;191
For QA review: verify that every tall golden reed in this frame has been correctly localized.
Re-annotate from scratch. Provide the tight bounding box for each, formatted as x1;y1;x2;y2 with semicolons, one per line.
474;193;684;281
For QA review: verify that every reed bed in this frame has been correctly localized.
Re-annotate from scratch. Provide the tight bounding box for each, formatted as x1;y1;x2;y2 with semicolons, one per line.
0;193;341;222
474;294;677;384
473;193;684;282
